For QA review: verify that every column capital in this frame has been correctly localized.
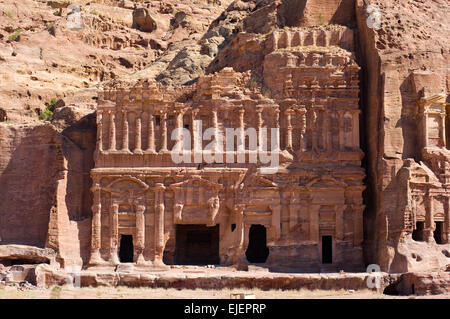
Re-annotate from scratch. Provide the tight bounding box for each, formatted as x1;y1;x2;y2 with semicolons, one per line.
90;182;101;193
294;107;306;115
233;204;246;214
285;108;295;115
154;183;166;191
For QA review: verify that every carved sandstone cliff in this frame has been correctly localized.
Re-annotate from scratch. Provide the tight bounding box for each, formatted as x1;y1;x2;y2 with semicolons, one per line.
356;0;450;273
0;0;448;285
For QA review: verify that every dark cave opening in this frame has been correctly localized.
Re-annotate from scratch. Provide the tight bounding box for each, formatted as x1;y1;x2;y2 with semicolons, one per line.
434;221;444;244
321;235;333;264
175;224;220;265
246;225;269;263
412;222;425;242
119;234;134;263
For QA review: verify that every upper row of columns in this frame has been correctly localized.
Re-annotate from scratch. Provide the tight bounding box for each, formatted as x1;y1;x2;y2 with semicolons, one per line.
97;107;360;154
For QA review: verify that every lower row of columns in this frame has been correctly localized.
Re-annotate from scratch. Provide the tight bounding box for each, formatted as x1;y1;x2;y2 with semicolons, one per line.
416;195;450;243
89;200;365;266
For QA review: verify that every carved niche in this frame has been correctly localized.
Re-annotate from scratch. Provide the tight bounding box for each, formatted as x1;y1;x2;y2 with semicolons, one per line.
102;176;149;260
238;175;281;242
103;176;149;207
169;176;223;226
418;94;447;149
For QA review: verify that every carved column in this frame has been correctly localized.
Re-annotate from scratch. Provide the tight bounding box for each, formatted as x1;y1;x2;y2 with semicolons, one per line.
154;183;166;265
322;110;329;151
243;224;250;252
212;108;219;153
310;108;318;150
288;198;299;231
274;109;280;152
108;111;116;151
445;196;450;244
89;182;102;265
335;205;346;241
176;110;184;143
326;111;332;151
352;110;360;148
309;204;320;243
192;110;201;162
298;107;307;152
441;114;446;147
191;110;197;148
285;108;294;150
145;112;156;153
423;113;429;148
257;107;263;152
238;109;245;152
121;110;129;152
160;113;168;153
425;194;435;242
234;205;246;265
353;205;365;246
134;112;143;154
110;203;120;265
135;205;145;264
337;111;344;151
97;111;103;153
270;204;281;242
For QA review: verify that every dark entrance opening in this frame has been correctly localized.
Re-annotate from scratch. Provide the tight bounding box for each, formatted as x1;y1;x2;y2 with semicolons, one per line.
434;221;444;244
119;235;134;263
175;225;220;265
322;236;332;264
412;221;425;241
0;257;50;266
383;283;399;296
245;225;269;263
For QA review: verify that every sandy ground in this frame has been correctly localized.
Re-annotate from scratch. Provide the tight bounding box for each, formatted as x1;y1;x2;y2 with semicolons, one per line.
0;286;449;299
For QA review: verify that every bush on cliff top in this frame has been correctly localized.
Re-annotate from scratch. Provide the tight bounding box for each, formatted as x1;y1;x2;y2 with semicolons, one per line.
39;98;58;121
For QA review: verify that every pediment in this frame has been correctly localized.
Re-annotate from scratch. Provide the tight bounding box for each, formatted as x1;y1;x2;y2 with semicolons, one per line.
244;175;278;188
104;176;149;192
409;162;440;185
306;176;347;189
434;212;445;219
421;94;447;105
169;176;223;190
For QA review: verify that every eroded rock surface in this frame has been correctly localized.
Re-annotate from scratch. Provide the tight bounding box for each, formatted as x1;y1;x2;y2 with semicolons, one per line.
0;0;449;296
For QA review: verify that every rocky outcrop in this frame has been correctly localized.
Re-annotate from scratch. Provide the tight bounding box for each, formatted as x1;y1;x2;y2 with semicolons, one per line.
392;272;450;296
132;8;157;33
34;267;391;290
0;245;56;265
0;0;231;123
0;108;6;122
356;0;450;273
0;115;96;269
0;1;449;301
0;124;64;248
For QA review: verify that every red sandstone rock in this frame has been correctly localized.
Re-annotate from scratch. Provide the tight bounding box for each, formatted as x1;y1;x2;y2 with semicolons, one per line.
0;0;448;297
132;8;158;33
